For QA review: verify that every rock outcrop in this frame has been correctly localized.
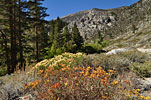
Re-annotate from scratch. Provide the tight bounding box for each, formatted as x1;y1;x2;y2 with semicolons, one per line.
61;0;151;48
62;8;117;40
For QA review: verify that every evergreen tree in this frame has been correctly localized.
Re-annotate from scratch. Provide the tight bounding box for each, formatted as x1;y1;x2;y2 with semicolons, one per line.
0;0;48;74
49;20;55;46
0;0;10;74
63;26;71;45
53;17;65;48
17;0;31;70
39;23;49;60
72;23;83;52
28;0;48;62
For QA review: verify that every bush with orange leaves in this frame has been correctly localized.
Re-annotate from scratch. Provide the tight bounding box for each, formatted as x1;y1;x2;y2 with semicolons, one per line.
25;53;151;100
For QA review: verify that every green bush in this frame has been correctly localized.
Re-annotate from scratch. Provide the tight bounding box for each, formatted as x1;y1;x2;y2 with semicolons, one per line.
0;66;7;76
56;48;63;55
101;40;110;47
131;61;151;77
83;42;102;54
44;46;63;59
44;47;55;59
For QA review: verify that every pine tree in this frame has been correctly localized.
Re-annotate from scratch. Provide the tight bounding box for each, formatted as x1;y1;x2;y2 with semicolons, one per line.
28;0;48;62
63;26;71;45
72;23;83;52
49;20;55;46
0;0;49;74
39;23;49;60
54;17;62;48
17;0;30;70
0;0;10;74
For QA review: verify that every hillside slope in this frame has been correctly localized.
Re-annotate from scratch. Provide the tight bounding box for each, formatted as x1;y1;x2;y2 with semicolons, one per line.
61;0;151;48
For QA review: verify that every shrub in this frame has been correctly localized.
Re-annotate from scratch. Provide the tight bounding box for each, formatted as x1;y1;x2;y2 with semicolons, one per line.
25;53;151;100
26;65;143;100
101;40;110;47
56;48;63;55
116;50;149;63
83;43;102;54
44;47;64;59
29;52;84;73
83;54;131;74
131;61;151;77
82;50;150;74
44;46;55;59
0;66;7;76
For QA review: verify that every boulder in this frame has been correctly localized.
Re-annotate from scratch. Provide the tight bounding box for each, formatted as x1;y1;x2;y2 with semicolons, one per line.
106;48;128;55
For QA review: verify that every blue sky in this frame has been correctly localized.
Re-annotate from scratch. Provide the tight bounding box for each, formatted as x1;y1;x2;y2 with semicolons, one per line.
43;0;139;21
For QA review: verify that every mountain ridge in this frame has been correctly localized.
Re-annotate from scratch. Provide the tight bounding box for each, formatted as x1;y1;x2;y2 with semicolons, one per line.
61;0;151;49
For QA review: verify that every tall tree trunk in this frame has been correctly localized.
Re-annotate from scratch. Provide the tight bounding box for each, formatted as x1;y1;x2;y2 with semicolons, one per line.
18;0;24;70
35;0;39;62
10;0;17;73
13;0;17;73
9;2;14;74
35;25;39;62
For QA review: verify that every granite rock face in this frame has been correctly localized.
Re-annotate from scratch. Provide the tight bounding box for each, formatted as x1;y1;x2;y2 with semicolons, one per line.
62;8;117;40
61;0;151;48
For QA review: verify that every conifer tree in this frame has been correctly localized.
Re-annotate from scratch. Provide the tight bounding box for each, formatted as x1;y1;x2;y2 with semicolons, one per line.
49;20;55;46
0;0;11;74
17;0;30;70
28;0;48;62
72;23;83;52
63;26;71;45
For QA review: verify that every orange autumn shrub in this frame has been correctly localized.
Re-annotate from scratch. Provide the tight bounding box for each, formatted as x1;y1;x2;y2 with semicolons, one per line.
25;53;151;100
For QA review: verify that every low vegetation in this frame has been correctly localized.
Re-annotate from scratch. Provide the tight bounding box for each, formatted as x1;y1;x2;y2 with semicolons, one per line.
131;61;151;77
0;66;7;76
25;52;151;100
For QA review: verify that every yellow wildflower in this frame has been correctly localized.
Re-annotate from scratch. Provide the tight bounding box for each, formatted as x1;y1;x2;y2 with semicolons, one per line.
102;96;110;99
112;80;118;85
108;69;114;73
65;82;68;86
84;71;89;76
136;89;140;91
47;80;50;82
80;71;84;74
140;95;145;99
61;67;66;71
61;64;66;67
145;96;151;100
60;77;63;80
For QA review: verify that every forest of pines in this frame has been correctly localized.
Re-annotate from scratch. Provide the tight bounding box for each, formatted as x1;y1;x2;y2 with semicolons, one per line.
0;0;105;76
0;0;83;75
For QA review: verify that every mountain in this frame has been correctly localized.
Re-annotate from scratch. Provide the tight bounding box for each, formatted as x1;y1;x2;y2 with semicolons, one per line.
61;0;151;49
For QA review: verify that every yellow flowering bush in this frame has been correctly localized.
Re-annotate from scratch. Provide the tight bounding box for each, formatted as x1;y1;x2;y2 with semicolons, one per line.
25;53;151;100
28;52;84;74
